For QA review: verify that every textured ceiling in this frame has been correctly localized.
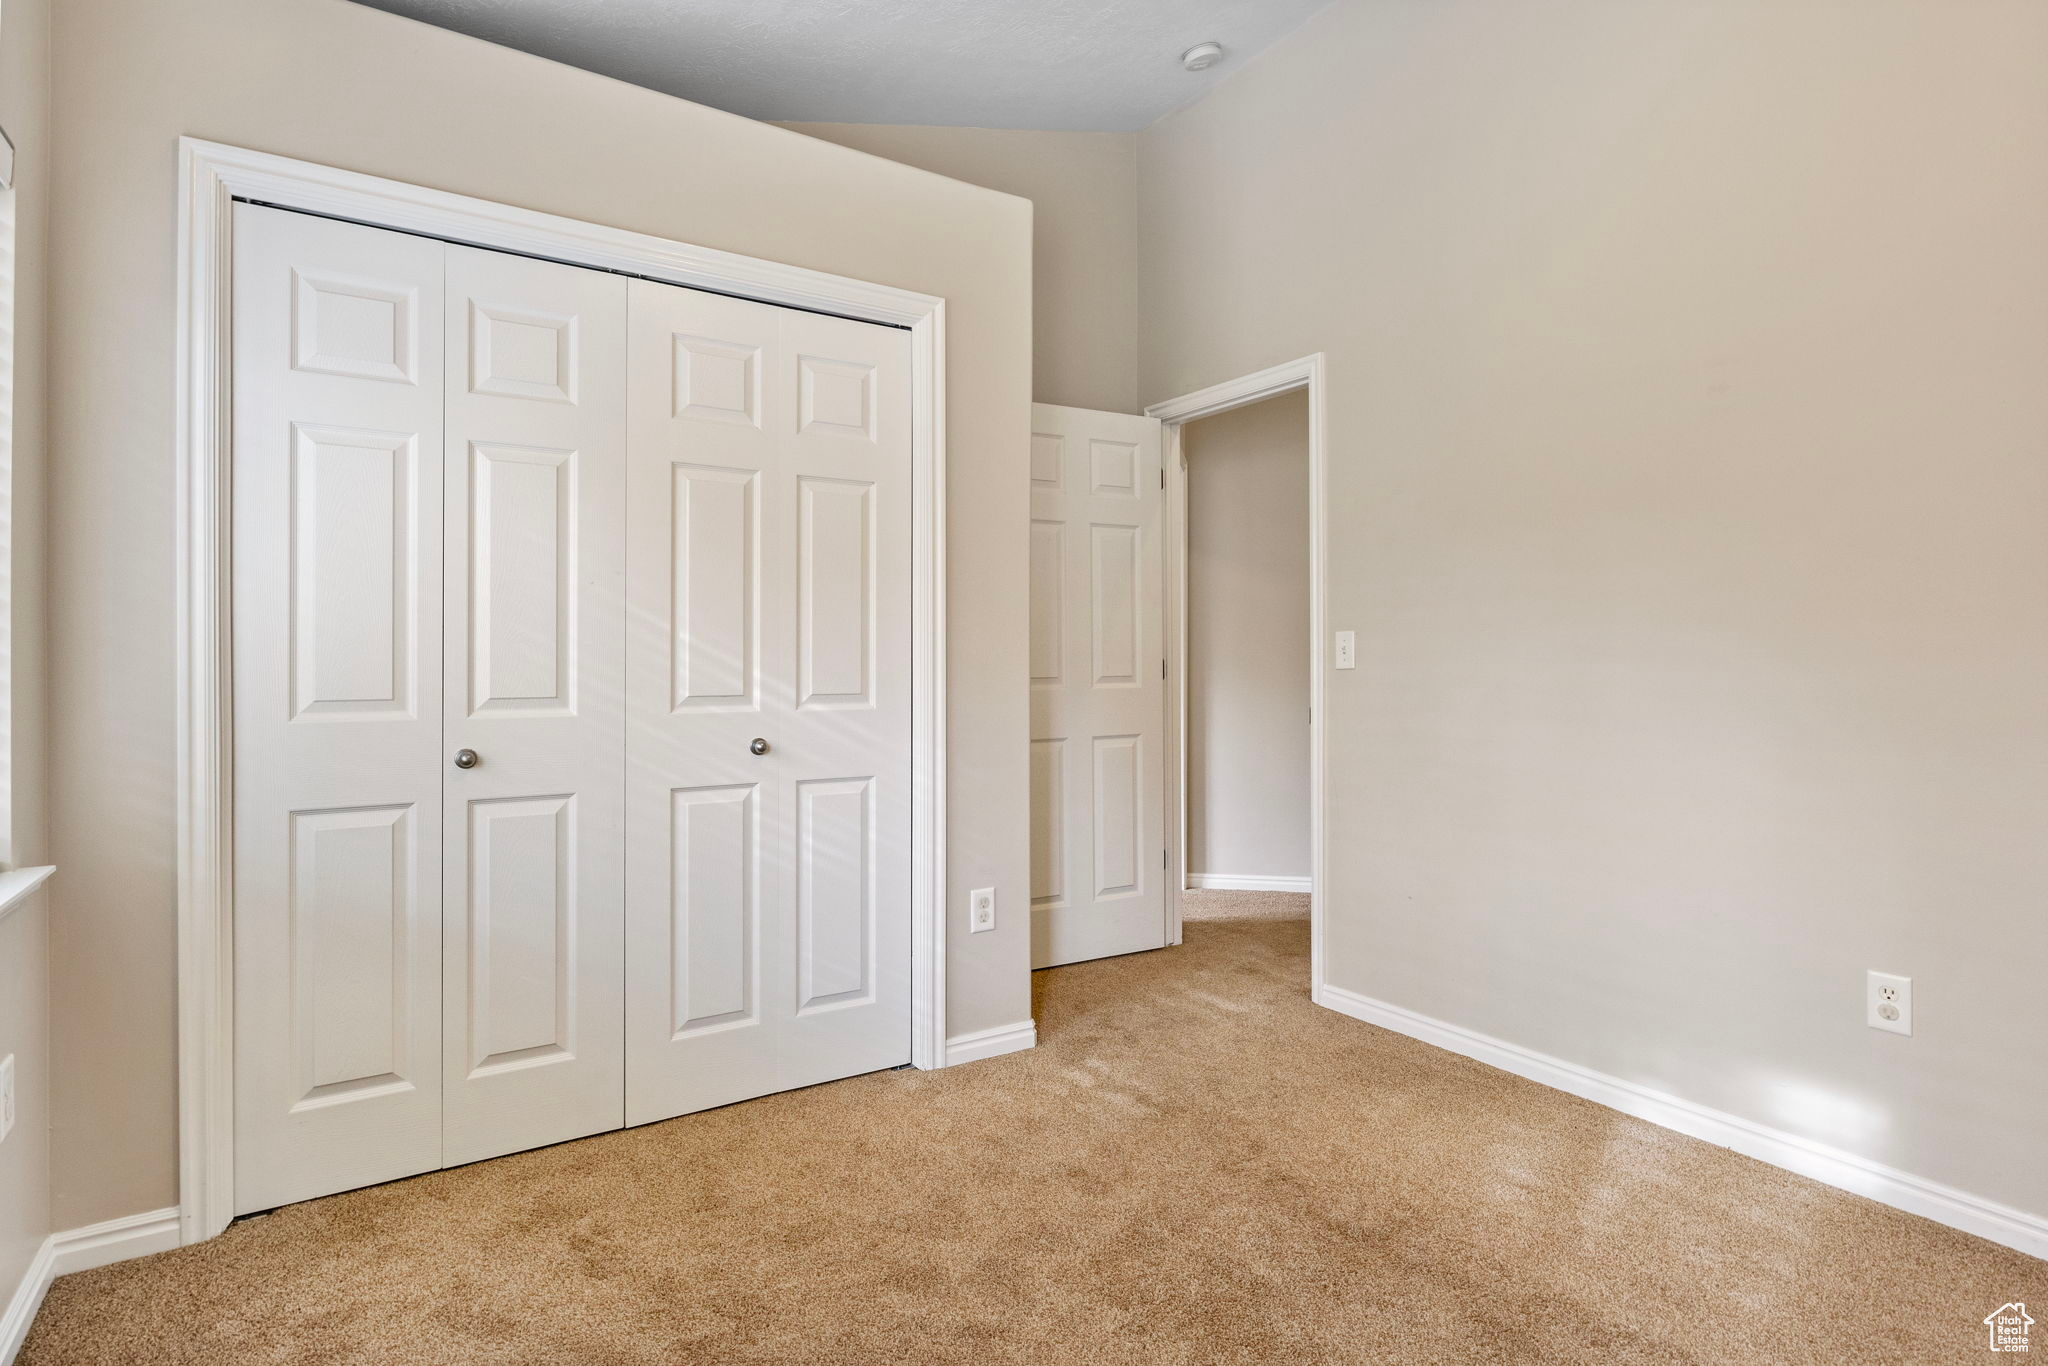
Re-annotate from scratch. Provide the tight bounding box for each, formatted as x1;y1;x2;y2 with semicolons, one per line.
352;0;1332;131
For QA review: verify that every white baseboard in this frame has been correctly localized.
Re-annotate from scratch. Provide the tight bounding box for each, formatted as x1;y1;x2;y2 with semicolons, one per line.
0;1238;54;1366
944;1020;1036;1067
49;1208;181;1278
1187;874;1313;894
1;1206;181;1364
1313;980;2048;1261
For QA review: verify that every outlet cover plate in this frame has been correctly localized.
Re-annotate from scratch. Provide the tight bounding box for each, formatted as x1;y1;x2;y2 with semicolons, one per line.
1867;971;1912;1036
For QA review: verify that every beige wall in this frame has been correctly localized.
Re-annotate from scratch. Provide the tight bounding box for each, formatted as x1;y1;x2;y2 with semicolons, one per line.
1141;0;2048;1216
46;0;1033;1230
0;0;54;1304
1184;392;1310;882
782;123;1139;414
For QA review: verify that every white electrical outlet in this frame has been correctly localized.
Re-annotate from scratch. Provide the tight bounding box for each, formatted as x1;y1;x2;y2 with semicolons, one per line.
969;887;996;933
0;1053;14;1144
1867;971;1912;1036
1334;630;1356;670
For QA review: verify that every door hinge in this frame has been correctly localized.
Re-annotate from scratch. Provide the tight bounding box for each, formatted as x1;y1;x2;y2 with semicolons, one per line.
1159;468;1165;490
1163;848;1169;870
1161;659;1167;680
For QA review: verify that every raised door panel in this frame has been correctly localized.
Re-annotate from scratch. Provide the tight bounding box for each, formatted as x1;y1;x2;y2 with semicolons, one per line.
797;355;876;440
1091;736;1142;900
293;268;418;384
441;243;626;1167
796;777;875;1012
288;805;418;1103
233;203;446;1214
1090;523;1141;689
289;425;418;720
670;784;759;1035
1089;439;1138;497
470;301;578;404
464;795;575;1073
1029;738;1066;910
1029;521;1064;687
797;477;874;710
673;335;762;427
469;442;574;714
1030;430;1065;490
673;466;758;712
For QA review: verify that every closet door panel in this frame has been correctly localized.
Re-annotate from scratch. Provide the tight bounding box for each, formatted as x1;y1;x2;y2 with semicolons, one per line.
626;289;784;1123
773;308;913;1087
232;204;447;1214
440;244;628;1167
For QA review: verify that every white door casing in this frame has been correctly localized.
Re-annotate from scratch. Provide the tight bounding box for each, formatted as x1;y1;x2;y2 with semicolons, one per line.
1147;355;1327;979
188;142;950;1241
1028;403;1166;969
624;282;914;1123
231;204;448;1212
439;243;628;1166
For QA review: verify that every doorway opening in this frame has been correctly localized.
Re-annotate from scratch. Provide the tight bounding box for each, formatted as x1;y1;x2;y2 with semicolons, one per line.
1174;389;1313;933
1152;357;1326;988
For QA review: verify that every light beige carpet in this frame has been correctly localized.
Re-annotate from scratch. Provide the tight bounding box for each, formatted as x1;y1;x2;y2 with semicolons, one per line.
24;900;2043;1364
1181;887;1309;921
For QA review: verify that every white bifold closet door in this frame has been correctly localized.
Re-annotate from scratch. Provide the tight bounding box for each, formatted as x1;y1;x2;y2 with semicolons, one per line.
232;202;911;1215
234;204;629;1212
1028;403;1166;968
623;283;912;1123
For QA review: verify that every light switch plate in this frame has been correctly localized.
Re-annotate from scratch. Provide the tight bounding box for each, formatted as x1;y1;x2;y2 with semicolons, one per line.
1334;630;1356;670
0;1053;14;1144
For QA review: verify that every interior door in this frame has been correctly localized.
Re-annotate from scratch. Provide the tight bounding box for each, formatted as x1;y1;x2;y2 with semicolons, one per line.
438;243;627;1165
233;203;449;1212
624;282;913;1124
1029;403;1167;968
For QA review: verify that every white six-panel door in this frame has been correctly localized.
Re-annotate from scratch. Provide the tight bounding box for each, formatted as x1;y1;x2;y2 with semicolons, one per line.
624;282;912;1123
233;203;911;1213
1029;404;1167;968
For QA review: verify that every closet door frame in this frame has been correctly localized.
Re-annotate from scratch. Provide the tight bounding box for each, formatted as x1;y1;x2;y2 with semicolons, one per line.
175;138;950;1246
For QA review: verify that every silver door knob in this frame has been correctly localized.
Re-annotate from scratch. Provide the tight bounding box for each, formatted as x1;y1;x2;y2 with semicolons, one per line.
453;748;480;770
749;738;770;756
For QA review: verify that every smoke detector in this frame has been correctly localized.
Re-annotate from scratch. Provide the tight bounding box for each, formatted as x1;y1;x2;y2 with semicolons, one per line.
1180;42;1225;72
